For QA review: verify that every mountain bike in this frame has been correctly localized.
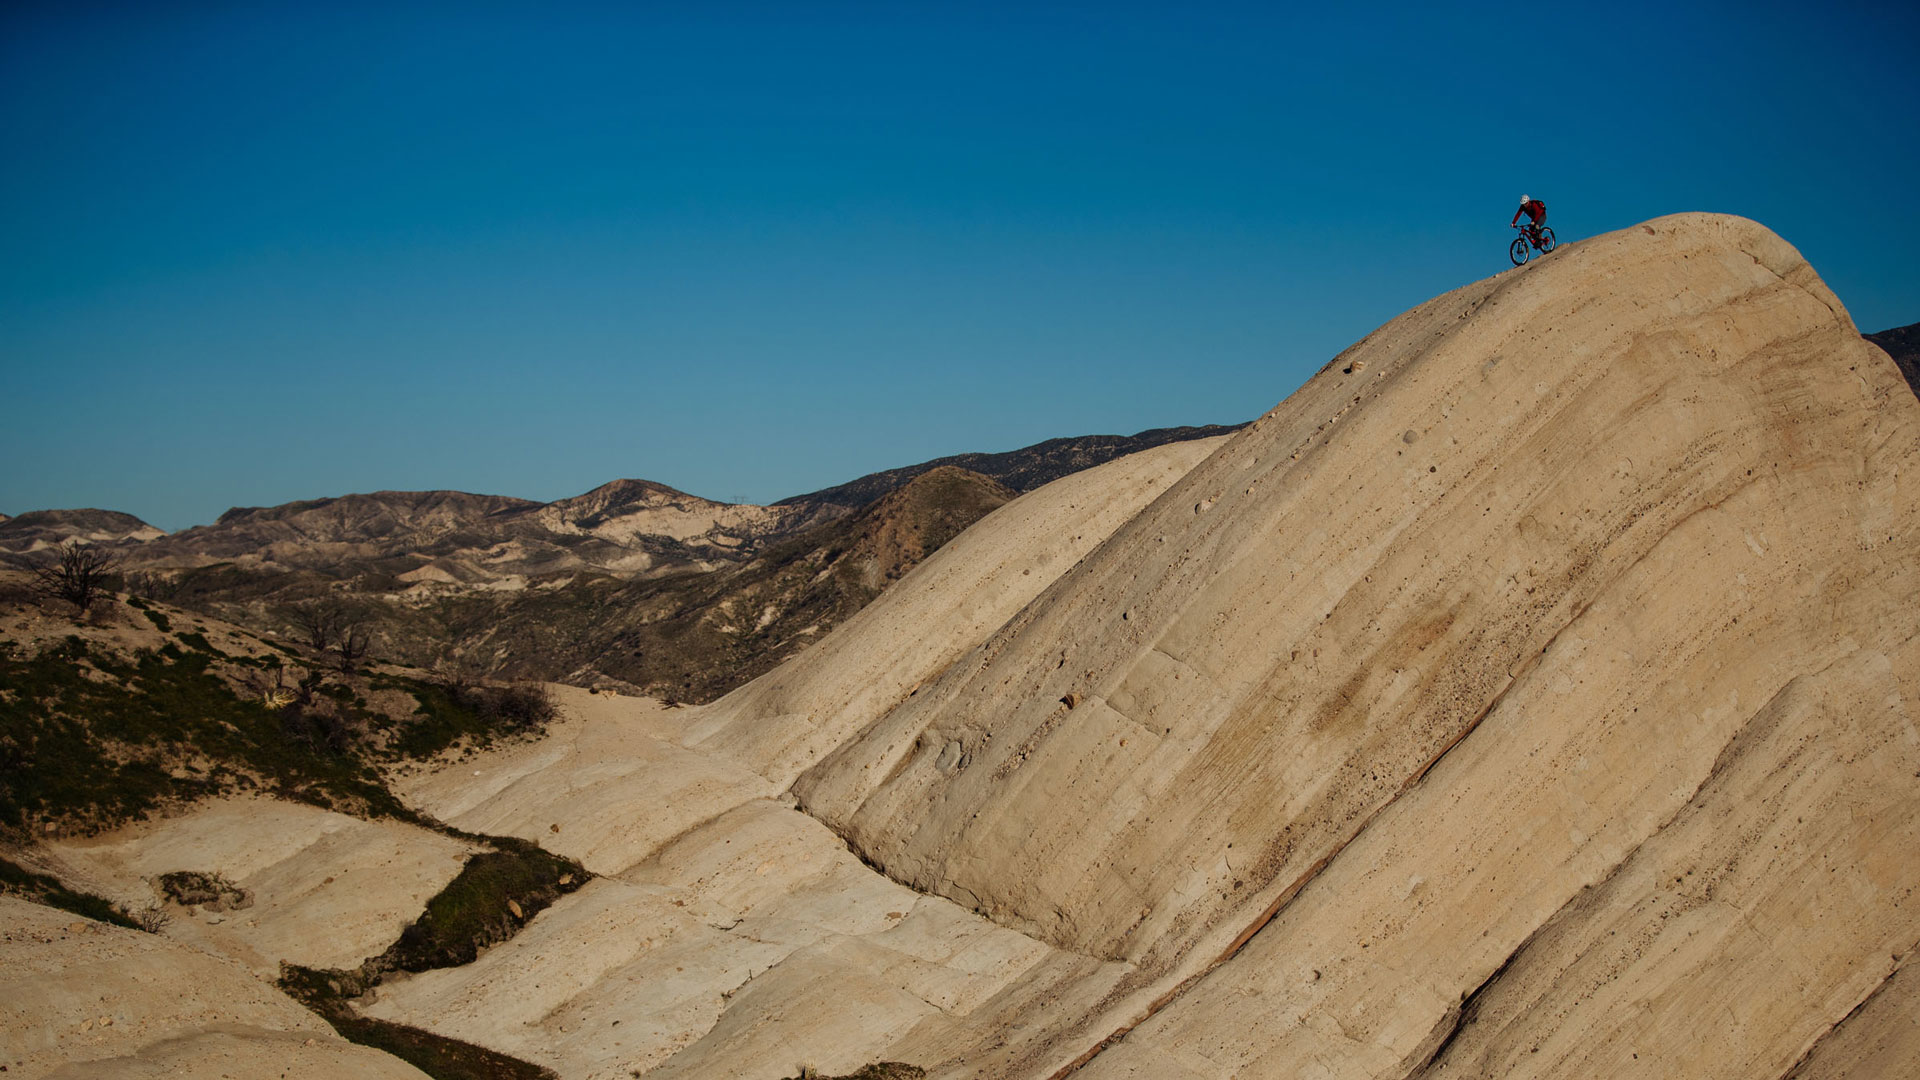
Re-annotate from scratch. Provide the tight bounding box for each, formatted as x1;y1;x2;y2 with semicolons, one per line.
1510;223;1556;265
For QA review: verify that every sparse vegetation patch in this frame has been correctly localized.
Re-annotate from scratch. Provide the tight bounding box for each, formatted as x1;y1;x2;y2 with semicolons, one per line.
0;601;559;842
31;540;120;613
781;1065;926;1080
381;841;583;971
379;677;556;761
0;634;410;839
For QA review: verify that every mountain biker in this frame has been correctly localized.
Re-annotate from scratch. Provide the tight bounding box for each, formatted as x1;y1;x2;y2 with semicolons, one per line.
1512;195;1548;247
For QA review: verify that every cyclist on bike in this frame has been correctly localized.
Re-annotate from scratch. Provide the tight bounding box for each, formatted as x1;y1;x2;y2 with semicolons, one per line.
1512;195;1548;248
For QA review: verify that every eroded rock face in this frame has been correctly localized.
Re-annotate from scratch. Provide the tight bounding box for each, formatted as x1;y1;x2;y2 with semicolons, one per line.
771;214;1919;1077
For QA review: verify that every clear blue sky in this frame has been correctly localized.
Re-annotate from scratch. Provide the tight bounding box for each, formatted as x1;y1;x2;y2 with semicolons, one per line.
4;1;1916;531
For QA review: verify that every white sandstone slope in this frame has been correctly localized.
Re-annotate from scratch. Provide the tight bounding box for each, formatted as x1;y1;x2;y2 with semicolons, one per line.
682;436;1231;788
41;798;478;975
0;896;431;1080
772;213;1919;1077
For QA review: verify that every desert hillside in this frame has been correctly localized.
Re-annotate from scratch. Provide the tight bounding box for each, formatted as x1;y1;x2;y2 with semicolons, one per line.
3;213;1915;1080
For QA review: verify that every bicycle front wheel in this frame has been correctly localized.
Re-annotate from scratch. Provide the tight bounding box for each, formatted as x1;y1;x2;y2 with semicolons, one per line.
1539;227;1556;253
1510;237;1531;266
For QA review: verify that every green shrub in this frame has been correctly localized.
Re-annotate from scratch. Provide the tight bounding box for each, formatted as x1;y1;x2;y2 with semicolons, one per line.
382;846;583;971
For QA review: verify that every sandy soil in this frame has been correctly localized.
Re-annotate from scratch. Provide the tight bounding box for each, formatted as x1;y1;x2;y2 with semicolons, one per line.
0;896;429;1080
42;797;478;975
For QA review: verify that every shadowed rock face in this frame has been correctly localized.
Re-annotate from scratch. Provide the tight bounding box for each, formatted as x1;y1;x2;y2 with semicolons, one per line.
779;426;1248;512
1865;320;1920;399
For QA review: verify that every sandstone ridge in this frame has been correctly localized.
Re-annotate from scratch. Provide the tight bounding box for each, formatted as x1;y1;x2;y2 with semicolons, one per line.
754;212;1917;1076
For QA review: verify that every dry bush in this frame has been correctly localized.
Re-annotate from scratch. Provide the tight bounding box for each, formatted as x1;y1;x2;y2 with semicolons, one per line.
33;541;120;614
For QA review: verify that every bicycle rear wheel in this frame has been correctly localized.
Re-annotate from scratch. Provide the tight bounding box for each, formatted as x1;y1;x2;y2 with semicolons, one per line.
1539;227;1556;253
1510;237;1531;266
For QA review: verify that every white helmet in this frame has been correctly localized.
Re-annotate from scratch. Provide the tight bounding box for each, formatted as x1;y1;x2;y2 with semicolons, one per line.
1519;194;1531;204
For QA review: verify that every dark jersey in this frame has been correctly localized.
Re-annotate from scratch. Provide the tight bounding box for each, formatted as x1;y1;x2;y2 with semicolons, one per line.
1512;200;1547;226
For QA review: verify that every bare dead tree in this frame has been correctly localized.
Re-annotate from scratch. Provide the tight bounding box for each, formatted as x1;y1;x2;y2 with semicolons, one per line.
335;622;371;673
287;598;374;672
33;541;121;614
290;600;343;652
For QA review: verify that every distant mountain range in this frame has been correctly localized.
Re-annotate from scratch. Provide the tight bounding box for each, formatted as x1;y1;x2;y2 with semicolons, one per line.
0;509;164;554
0;424;1243;701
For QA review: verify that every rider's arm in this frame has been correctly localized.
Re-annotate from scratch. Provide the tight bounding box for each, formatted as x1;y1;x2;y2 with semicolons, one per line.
1512;206;1524;226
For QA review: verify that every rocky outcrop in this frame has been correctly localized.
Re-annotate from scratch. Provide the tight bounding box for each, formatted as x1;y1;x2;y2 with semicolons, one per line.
43;798;479;975
283;214;1920;1080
